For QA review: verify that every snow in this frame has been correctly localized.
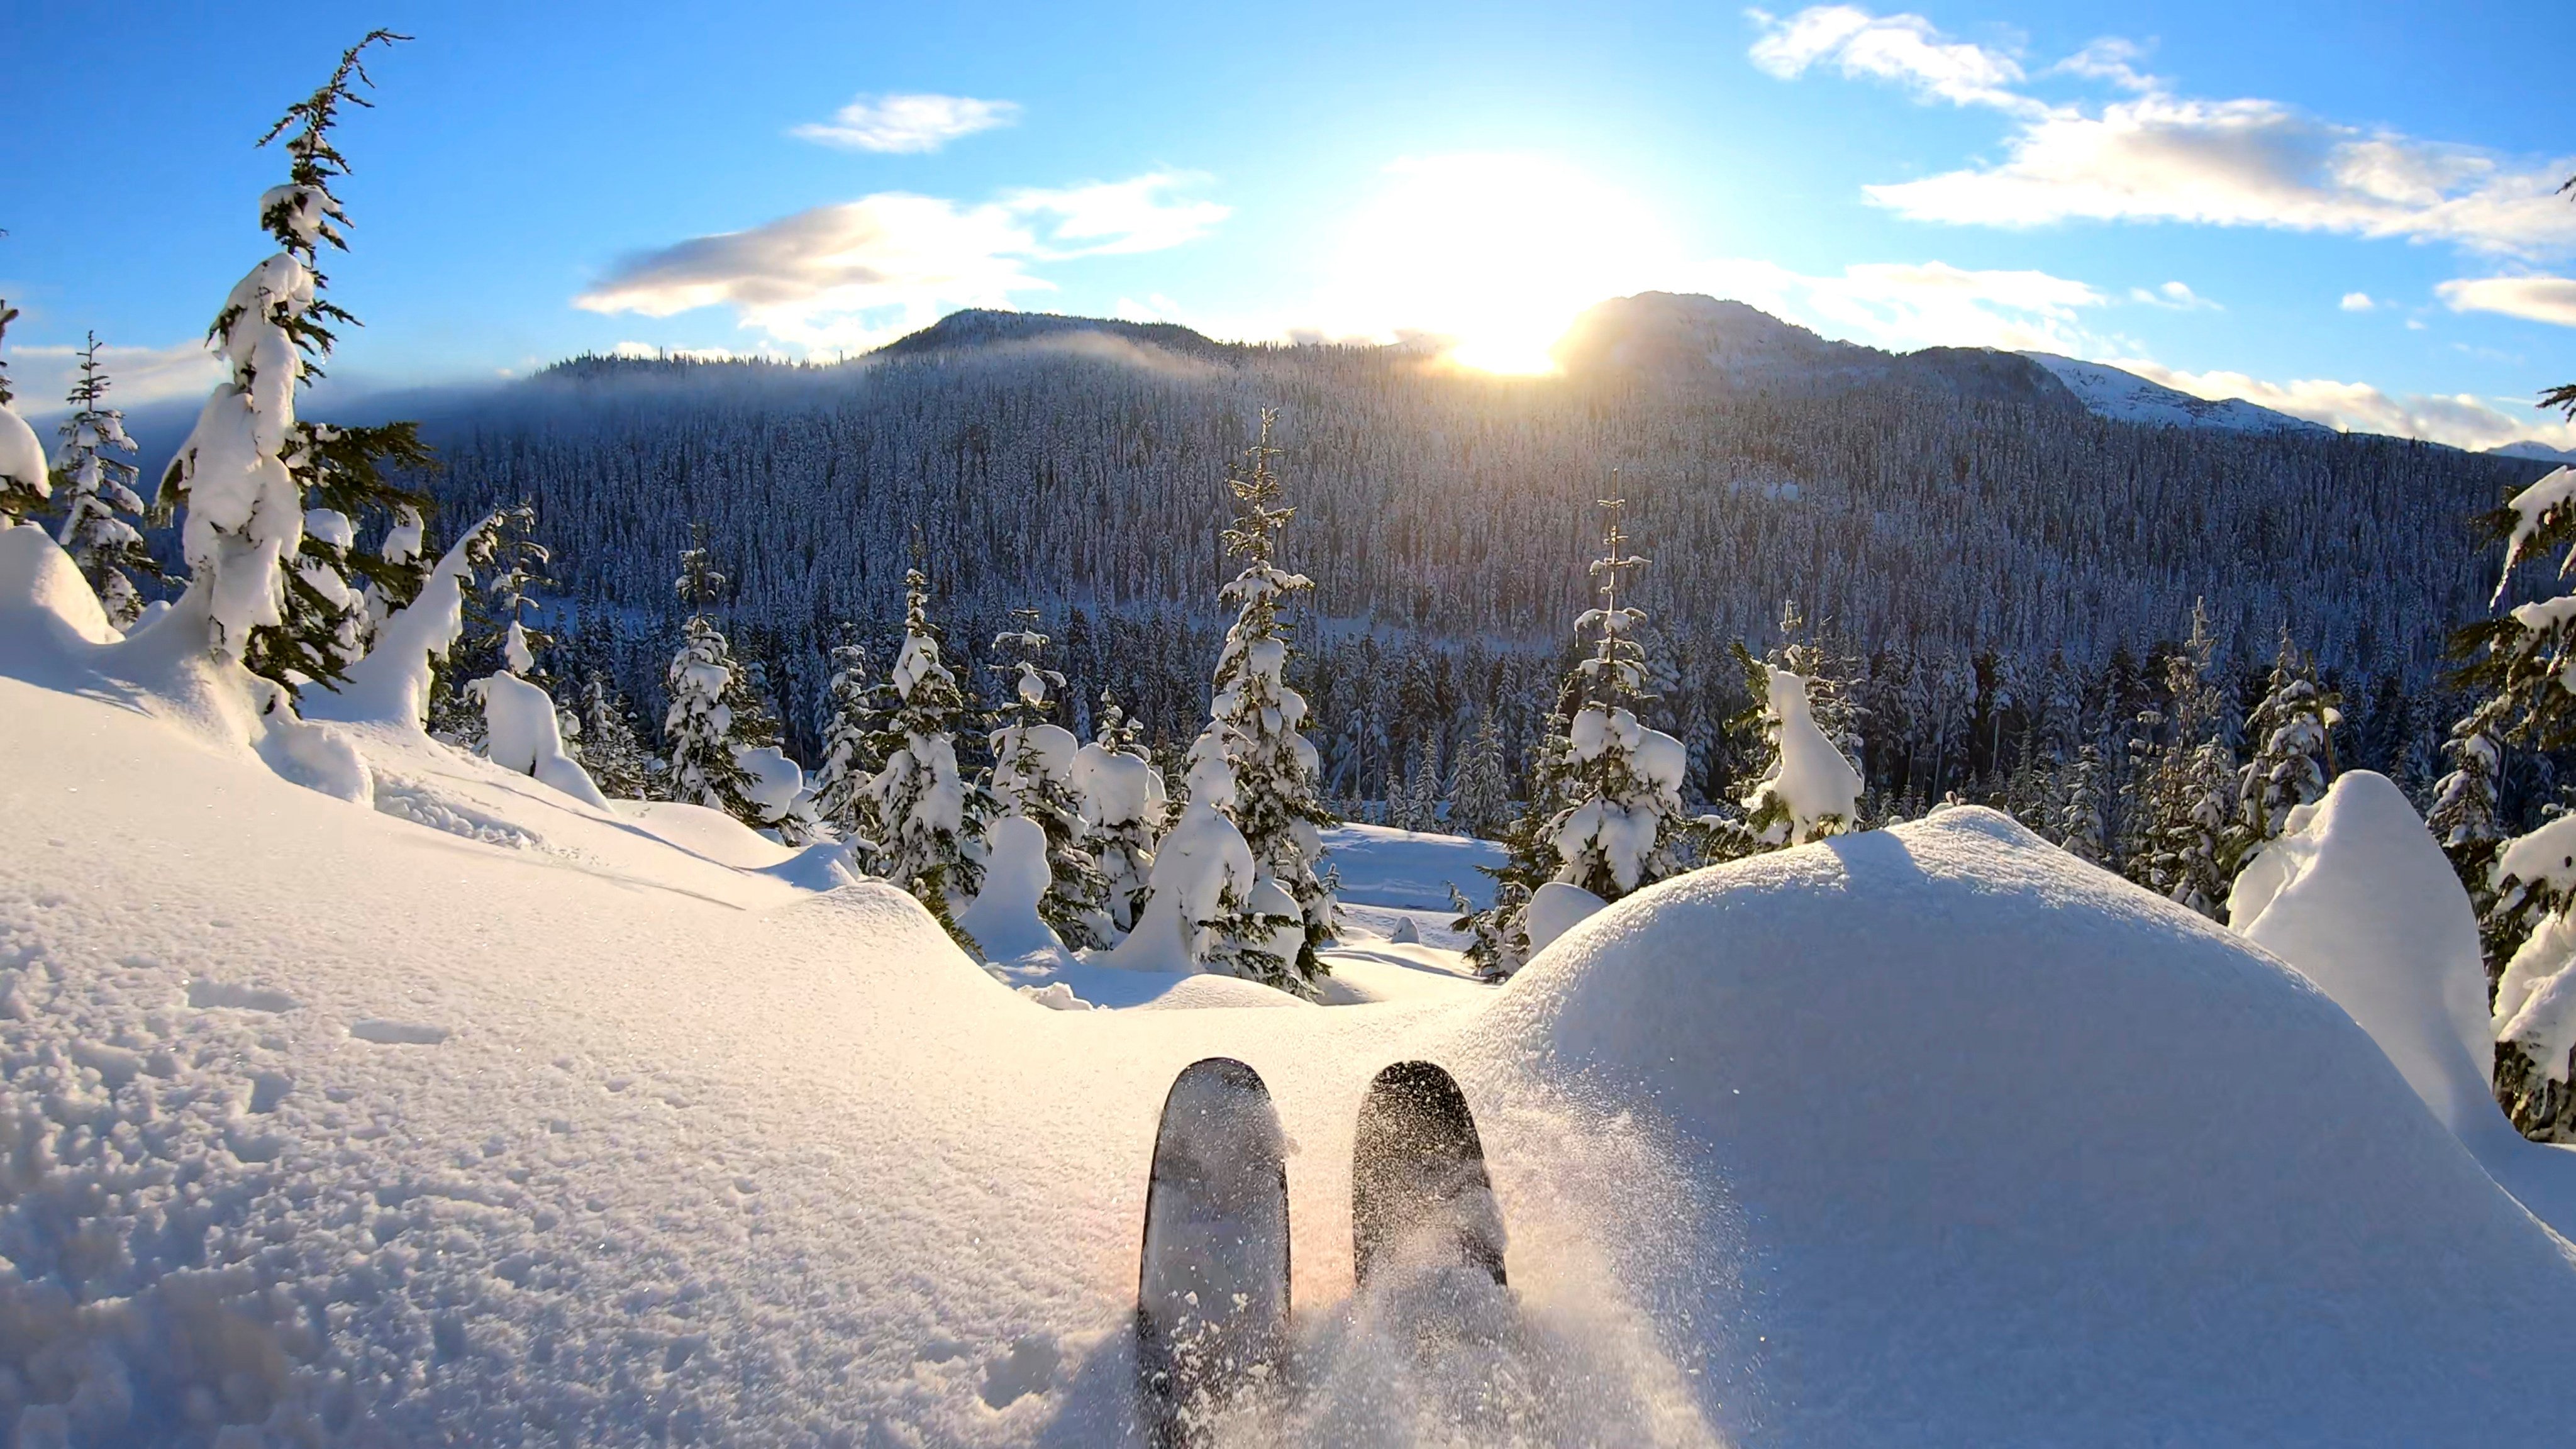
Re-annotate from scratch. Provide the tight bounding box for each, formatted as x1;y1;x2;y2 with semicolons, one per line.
1314;824;1502;913
14;530;2576;1442
2020;352;2333;436
2499;464;2576;592
472;669;612;811
1743;665;1863;843
306;524;484;730
2229;774;2494;1138
0;401;51;500
731;743;806;823
957;815;1070;967
1522;880;1606;958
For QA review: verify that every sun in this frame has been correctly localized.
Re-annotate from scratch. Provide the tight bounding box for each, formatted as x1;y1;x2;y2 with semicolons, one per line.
1325;154;1682;375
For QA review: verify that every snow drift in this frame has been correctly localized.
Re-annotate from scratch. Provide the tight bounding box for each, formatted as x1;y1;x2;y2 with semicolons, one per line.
1463;806;2576;1445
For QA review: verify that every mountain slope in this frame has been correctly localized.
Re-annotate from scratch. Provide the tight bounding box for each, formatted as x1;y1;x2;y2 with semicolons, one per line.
2020;352;2332;435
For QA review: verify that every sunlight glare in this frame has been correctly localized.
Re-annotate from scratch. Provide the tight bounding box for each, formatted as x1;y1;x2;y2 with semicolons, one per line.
1326;155;1681;375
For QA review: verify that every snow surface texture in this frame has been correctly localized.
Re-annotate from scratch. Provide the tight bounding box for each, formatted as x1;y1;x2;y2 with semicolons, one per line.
0;401;50;502
12;530;2576;1441
2229;772;2576;1233
2020;352;2333;436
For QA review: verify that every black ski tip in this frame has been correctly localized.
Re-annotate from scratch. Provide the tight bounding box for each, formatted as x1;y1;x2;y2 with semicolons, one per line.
1136;1056;1292;1448
1353;1060;1506;1288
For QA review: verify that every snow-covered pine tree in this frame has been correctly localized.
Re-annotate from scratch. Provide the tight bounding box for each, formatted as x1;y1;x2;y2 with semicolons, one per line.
662;525;763;822
2427;704;2508;967
2126;604;2237;918
156;31;434;694
48;336;160;626
2058;743;2110;865
809;641;883;845
1738;657;1867;847
986;609;1111;949
0;303;49;526
578;670;653;800
1460;673;1580;979
1108;731;1294;980
865;567;996;941
1447;710;1512;840
480;501;554;685
1199;409;1337;979
2226;627;2338;874
1545;494;1692;895
1081;691;1165;932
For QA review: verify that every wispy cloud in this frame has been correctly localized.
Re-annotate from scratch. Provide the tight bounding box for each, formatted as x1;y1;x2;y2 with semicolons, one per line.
1748;5;2576;257
1699;255;2112;353
573;174;1228;352
2340;292;2377;311
789;92;1020;153
2438;274;2576;328
2129;280;2218;310
9;339;222;412
2114;356;2576;453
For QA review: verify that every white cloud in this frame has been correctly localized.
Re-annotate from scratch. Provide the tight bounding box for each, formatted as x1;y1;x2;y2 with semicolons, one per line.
789;93;1019;153
2340;291;2377;311
2129;279;2218;310
573;174;1228;352
1749;6;2576;257
1747;5;2033;113
1698;256;2112;353
2438;275;2576;328
2112;356;2576;453
9;339;222;413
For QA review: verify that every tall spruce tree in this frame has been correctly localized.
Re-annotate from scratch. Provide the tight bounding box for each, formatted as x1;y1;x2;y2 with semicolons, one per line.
0;302;49;525
577;671;653;801
987;611;1111;948
2228;627;2338;872
156;31;434;694
50;336;160;626
1545;494;1690;896
662;525;762;821
1199;410;1337;980
2126;603;2237;919
1448;711;1512;840
2058;743;2110;865
809;640;883;845
1460;673;1581;978
865;567;995;943
1085;691;1164;933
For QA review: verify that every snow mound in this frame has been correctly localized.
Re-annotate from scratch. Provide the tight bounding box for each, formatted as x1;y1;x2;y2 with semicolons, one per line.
2230;772;2494;1140
1462;806;2576;1445
1131;974;1318;1011
957;815;1070;967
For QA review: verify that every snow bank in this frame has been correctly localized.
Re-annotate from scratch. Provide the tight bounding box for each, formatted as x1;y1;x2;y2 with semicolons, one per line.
2229;773;2496;1140
472;669;612;810
1522;879;1605;958
1460;806;2576;1445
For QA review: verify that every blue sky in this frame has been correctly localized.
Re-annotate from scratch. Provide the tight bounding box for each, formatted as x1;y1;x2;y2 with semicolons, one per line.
4;0;2571;449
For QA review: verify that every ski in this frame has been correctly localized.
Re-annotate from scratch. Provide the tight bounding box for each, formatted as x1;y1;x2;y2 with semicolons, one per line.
1136;1057;1293;1447
1350;1060;1507;1289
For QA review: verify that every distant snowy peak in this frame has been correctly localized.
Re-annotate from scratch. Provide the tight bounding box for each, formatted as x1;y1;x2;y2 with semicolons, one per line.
2018;353;2332;436
875;308;1236;364
2491;440;2576;465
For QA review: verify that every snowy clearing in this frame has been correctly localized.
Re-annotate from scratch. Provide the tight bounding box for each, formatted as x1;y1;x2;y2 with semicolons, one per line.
11;638;2576;1443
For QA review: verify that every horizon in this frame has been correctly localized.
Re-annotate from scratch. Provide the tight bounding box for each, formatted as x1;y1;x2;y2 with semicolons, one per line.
3;2;2572;455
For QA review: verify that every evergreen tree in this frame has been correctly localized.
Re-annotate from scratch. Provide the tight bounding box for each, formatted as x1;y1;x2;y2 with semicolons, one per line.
2227;627;2338;873
662;525;762;821
1198;409;1337;980
48;336;160;626
1546;494;1692;896
2126;603;2237;918
0;302;50;525
1085;691;1165;932
809;640;883;845
2058;743;2109;865
1460;674;1581;978
1447;710;1512;840
1736;653;1867;848
578;670;653;801
865;567;996;940
987;610;1111;949
156;31;433;694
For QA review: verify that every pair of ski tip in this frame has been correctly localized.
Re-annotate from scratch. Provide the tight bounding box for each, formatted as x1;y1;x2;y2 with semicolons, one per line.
1135;1057;1506;1445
